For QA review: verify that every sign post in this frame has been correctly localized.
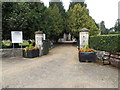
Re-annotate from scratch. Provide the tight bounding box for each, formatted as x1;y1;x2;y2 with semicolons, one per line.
11;31;23;57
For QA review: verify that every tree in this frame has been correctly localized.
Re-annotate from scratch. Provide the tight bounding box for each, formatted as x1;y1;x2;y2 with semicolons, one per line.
2;2;15;39
69;0;87;10
2;2;99;42
45;4;64;42
49;0;67;36
67;4;98;39
100;21;107;34
114;19;120;32
2;2;47;40
49;0;65;17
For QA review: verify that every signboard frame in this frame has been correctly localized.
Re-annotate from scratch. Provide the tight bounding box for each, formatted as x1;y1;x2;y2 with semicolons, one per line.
11;31;23;57
11;31;23;43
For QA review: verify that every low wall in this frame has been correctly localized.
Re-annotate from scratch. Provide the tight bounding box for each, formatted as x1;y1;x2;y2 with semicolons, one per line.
2;48;22;57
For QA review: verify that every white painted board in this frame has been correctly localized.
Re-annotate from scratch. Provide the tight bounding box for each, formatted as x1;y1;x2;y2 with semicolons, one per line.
11;31;23;43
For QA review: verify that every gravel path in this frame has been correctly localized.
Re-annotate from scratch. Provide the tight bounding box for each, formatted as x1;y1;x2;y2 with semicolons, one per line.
2;44;118;88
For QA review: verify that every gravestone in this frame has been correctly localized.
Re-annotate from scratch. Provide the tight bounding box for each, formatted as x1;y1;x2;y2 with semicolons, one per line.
68;33;71;41
79;28;89;48
63;33;67;41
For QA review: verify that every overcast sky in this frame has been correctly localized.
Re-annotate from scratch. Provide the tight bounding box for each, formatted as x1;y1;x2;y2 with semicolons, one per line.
42;0;120;29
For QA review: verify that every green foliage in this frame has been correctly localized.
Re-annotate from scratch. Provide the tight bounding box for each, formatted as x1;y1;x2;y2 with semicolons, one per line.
2;40;12;48
49;1;65;16
29;44;33;48
2;40;29;48
2;2;99;42
114;24;120;31
67;4;98;39
45;4;64;41
69;1;87;10
114;19;120;32
49;1;68;36
2;2;65;41
89;34;120;53
100;21;107;34
20;41;29;46
85;44;89;50
108;31;120;34
2;2;47;40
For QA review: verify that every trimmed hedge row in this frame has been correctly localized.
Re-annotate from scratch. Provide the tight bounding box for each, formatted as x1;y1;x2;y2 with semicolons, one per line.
89;34;120;53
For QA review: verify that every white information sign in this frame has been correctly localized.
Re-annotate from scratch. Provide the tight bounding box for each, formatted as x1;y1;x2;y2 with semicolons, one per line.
11;31;23;43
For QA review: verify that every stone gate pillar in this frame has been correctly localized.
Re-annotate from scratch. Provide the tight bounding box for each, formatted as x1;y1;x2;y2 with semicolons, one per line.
35;30;44;56
79;28;89;49
35;30;43;47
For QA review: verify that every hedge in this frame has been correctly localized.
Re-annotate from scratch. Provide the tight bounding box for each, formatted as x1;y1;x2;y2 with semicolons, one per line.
89;34;120;53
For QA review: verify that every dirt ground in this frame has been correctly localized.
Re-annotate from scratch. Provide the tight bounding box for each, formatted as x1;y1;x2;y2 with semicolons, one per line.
2;44;118;88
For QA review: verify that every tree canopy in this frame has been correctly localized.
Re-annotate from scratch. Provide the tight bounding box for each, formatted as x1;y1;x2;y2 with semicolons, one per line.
69;0;87;10
67;4;98;39
99;21;108;34
44;4;64;41
114;19;120;32
2;2;46;40
2;2;99;41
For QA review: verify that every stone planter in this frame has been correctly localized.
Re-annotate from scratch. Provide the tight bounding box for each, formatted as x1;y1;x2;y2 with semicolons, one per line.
79;52;96;62
23;49;39;58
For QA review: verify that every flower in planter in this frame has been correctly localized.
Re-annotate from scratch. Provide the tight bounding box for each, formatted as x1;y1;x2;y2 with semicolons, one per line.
23;43;39;58
23;44;39;50
79;45;94;52
78;45;96;62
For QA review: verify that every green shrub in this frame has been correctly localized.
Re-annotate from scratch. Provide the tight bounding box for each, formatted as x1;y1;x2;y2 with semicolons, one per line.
89;34;120;53
19;41;29;46
2;41;12;48
108;31;120;34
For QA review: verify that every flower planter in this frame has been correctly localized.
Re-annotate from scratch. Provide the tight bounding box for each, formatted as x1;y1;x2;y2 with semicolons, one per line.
23;49;39;58
42;40;49;55
79;52;96;62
